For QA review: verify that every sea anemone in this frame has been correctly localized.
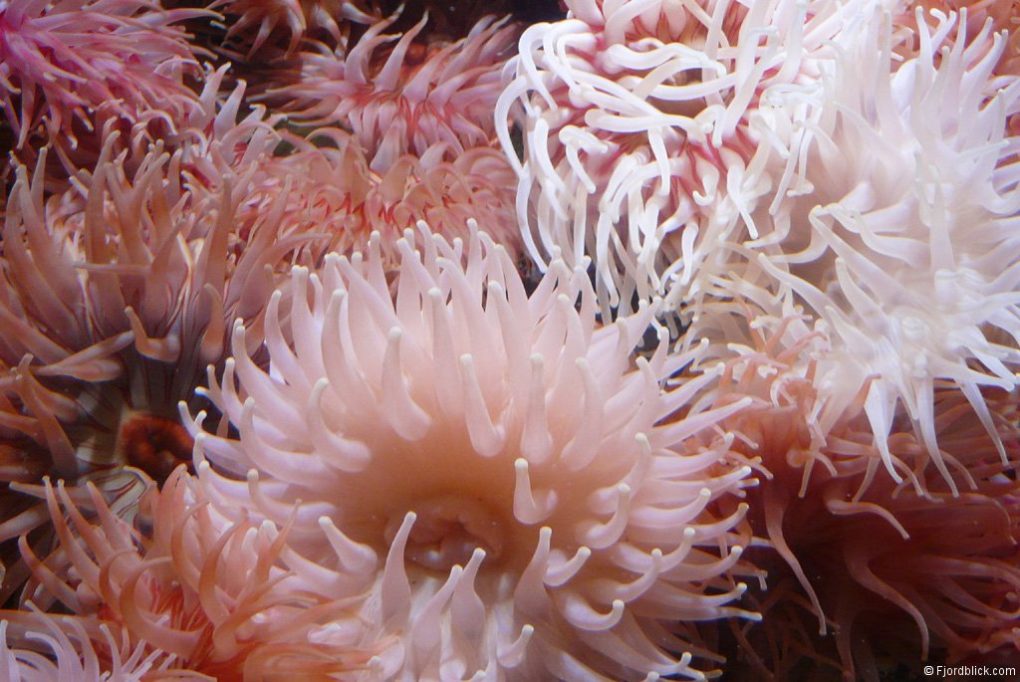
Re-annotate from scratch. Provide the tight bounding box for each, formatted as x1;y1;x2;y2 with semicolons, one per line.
496;0;864;312
6;467;373;679
0;609;170;680
0;0;208;164
213;0;377;57
232;127;522;269
0;132;291;483
697;316;1020;680
272;10;519;172
186;223;758;679
695;6;1020;492
905;1;1020;74
0;113;316;601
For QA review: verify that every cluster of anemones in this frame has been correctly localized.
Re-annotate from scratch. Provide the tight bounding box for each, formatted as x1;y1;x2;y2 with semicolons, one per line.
501;0;1020;677
0;0;1018;679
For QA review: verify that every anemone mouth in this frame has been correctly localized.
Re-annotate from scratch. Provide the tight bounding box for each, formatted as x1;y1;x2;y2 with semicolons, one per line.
116;411;195;484
312;428;529;575
388;494;507;572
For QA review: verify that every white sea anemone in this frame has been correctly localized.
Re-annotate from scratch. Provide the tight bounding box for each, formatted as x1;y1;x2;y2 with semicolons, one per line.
186;222;758;680
695;6;1020;494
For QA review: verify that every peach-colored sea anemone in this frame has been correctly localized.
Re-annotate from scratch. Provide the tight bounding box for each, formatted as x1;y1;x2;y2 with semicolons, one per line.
233;127;522;268
0;0;207;157
186;223;759;679
6;467;374;679
690;6;1020;493
272;11;519;172
697;317;1020;680
496;0;865;312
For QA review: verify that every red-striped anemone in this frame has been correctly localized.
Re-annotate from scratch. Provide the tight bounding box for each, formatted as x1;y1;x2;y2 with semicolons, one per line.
496;0;852;312
213;0;377;56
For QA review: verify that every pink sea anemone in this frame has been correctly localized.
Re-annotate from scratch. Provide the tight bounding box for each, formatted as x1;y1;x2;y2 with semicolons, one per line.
1;609;170;680
0;0;208;161
0;131;294;483
272;11;519;172
213;0;377;56
186;223;758;679
6;467;374;679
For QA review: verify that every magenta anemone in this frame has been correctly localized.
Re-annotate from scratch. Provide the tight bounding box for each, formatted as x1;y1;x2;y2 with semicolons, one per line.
0;0;208;161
